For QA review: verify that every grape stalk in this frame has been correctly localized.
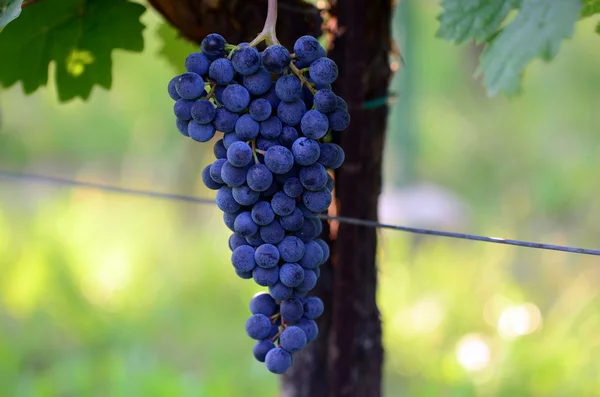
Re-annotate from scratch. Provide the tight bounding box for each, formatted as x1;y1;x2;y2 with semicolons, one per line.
167;0;349;374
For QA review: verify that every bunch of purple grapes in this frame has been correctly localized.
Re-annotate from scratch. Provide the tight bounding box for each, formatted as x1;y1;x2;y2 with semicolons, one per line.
167;32;349;374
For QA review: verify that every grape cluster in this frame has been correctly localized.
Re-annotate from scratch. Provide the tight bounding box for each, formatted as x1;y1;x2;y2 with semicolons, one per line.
167;33;348;374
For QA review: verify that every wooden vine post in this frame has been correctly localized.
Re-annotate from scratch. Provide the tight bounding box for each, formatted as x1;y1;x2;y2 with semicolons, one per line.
148;1;393;395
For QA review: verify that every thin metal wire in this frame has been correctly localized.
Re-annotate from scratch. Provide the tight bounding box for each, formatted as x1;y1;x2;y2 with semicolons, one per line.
2;170;600;257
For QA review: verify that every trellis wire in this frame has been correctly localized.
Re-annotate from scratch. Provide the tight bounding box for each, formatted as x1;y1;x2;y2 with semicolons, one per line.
1;170;600;257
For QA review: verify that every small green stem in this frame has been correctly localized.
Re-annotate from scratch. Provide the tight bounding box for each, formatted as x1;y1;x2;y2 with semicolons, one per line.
251;140;260;164
290;63;316;94
206;83;217;99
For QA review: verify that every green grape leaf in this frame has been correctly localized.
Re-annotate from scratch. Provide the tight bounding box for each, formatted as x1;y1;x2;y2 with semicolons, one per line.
0;0;145;102
582;0;600;17
477;0;581;97
0;0;23;31
157;22;198;74
436;0;521;44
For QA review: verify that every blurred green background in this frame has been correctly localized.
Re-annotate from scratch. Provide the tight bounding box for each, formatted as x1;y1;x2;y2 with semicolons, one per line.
1;1;600;396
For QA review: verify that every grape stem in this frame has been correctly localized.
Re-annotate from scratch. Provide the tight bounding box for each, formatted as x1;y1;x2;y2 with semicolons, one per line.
247;0;317;94
251;140;260;164
249;0;280;47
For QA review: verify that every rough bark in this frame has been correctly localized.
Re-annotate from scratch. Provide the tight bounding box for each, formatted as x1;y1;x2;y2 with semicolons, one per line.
148;1;392;396
327;0;390;395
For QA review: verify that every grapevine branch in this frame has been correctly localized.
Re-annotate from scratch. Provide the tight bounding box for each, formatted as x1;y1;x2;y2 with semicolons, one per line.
21;0;42;8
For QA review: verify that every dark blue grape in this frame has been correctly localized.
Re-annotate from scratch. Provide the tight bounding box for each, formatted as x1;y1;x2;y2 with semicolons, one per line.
317;143;341;168
223;211;241;231
336;96;348;111
254;243;280;269
191;100;216;124
261;179;280;197
277;99;306;126
314;267;320;279
296;318;318;342
246;164;273;192
279;325;307;353
234;211;259;237
253;339;276;362
245;313;271;340
265;348;292;374
330;146;345;169
280;207;304;231
201;33;226;60
269;282;293;301
202;164;222;190
249;98;272;122
271;191;296;216
168;77;181;100
300;110;329;140
256;136;279;151
312;216;323;237
302;188;332;213
293;290;308;298
283;177;304;198
299;163;329;191
227;141;253;167
216;186;241;213
303;297;324;319
279;126;299;148
221;161;248;187
246;231;266;247
268;324;279;338
264;146;294;174
295;217;318;242
250;292;278;316
232;245;256;272
189;121;216;142
176;72;205;99
222;84;251;113
176;118;189;136
279;263;305;288
234;114;260;140
313;89;337;113
275;166;299;185
309;58;338;85
232;184;260;206
223;132;242;149
251;201;275;226
243;67;272;96
314;238;330;264
229;233;248;251
326;173;334;191
292;138;320;166
275;75;302;102
260;116;283;140
260;220;285;244
174;99;194;120
231;46;261;75
277;236;305;263
293;35;325;64
210;159;227;184
299;241;323;270
214;107;240;133
214;85;226;103
253;266;280;287
262;45;291;74
296;269;317;291
260;84;281;110
281;298;304;322
327;108;351;131
185;52;211;76
235;269;253;279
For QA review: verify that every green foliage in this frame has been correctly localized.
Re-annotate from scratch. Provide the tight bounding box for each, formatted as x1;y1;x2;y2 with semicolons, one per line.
0;0;145;102
437;0;586;96
156;23;198;74
0;0;22;31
